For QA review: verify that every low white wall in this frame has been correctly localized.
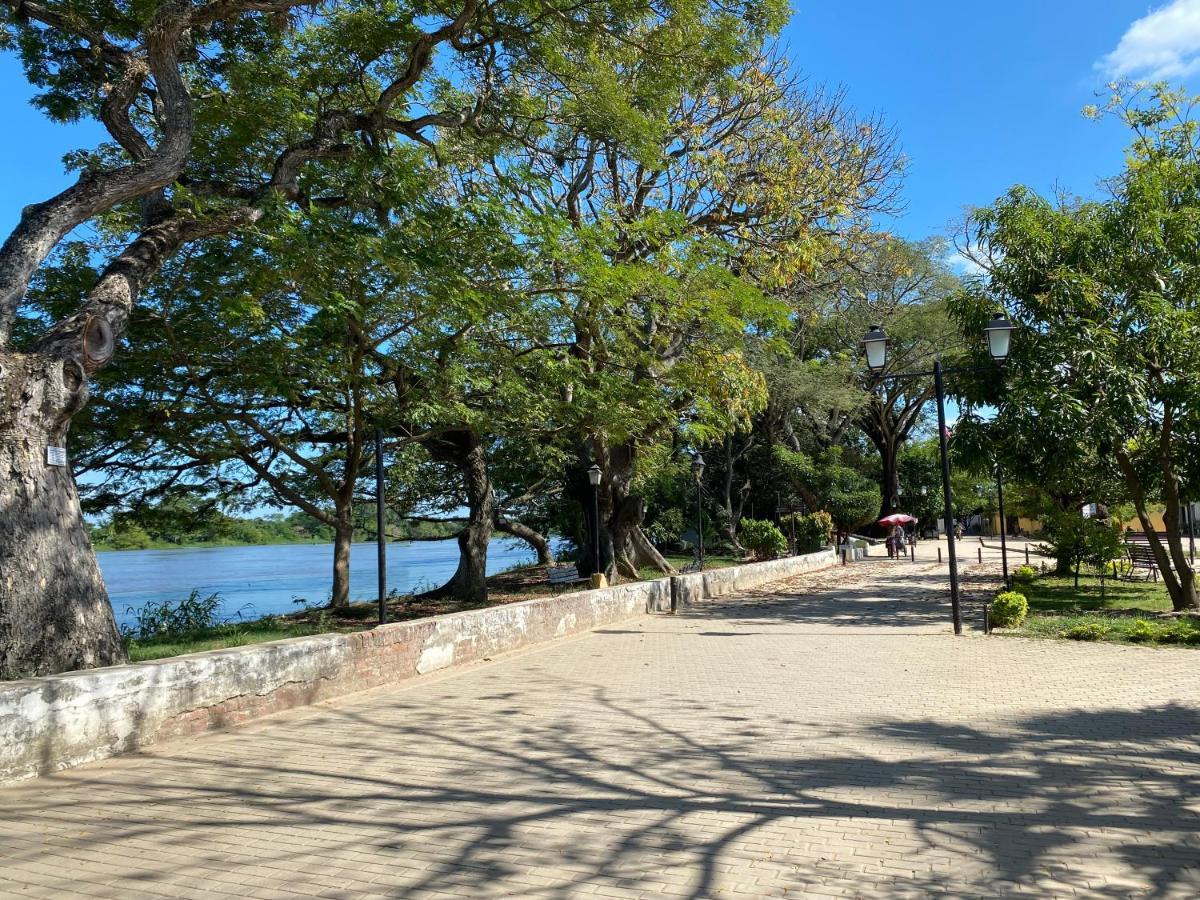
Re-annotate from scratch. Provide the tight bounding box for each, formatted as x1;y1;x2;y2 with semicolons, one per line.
0;552;834;786
671;549;836;608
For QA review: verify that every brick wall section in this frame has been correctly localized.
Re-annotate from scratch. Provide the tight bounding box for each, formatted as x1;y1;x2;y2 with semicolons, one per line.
0;550;834;785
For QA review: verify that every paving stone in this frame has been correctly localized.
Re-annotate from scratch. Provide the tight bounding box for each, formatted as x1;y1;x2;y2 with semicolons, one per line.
1;553;1197;898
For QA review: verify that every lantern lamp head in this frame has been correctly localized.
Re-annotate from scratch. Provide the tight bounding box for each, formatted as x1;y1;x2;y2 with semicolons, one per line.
861;324;889;371
984;313;1015;362
587;464;602;487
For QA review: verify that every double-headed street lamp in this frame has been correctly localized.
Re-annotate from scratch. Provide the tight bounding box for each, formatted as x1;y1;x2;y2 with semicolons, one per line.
862;313;1015;634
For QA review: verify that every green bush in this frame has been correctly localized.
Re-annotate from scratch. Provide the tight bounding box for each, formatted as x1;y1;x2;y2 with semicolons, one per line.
123;590;224;640
1039;510;1124;577
1011;565;1037;584
1158;620;1200;645
738;518;788;560
1126;620;1157;643
990;591;1029;628
645;508;685;548
1064;622;1108;641
784;510;834;553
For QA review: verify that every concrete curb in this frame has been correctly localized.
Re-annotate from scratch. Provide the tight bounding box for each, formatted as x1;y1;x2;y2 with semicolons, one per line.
0;550;834;786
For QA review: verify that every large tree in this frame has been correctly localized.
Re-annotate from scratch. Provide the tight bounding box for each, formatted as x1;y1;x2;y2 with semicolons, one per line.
0;0;723;677
503;52;901;578
952;84;1200;610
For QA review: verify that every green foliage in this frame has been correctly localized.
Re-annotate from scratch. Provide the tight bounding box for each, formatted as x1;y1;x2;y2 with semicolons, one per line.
1038;511;1125;577
1012;565;1037;584
122;591;225;641
1157;620;1200;645
951;85;1200;609
990;591;1029;628
1126;620;1157;643
1063;622;1109;641
644;508;686;548
785;510;834;553
738;518;788;560
773;447;880;536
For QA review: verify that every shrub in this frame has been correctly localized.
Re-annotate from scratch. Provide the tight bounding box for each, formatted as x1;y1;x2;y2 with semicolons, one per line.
1126;620;1157;643
123;590;224;640
1039;510;1124;577
1011;565;1037;584
1063;622;1108;641
1158;620;1200;645
644;508;685;548
738;518;788;560
784;510;834;554
990;591;1029;628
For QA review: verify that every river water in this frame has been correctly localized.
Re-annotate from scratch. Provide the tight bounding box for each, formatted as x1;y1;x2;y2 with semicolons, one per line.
98;538;540;632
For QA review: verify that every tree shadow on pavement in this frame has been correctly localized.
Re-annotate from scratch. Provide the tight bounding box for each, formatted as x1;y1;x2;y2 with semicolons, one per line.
679;562;1000;633
3;686;1198;898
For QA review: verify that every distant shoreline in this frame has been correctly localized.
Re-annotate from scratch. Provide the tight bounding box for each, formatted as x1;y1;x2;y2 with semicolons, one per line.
94;534;466;552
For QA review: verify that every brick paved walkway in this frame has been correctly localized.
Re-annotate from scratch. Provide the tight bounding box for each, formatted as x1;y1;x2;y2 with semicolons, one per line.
3;559;1199;899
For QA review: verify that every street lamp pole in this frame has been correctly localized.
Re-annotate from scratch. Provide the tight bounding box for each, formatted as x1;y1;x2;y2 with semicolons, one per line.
374;427;387;626
587;464;603;585
933;361;962;634
693;454;706;571
996;462;1008;586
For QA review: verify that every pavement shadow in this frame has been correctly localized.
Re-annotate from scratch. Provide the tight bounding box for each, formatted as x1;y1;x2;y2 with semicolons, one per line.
3;687;1197;898
676;561;1000;633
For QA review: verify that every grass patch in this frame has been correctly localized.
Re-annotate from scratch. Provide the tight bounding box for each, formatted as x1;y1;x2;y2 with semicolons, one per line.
126;618;334;662
637;554;741;581
999;571;1198;647
1017;571;1172;614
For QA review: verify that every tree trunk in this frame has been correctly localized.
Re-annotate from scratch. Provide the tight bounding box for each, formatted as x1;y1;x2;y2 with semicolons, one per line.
0;351;126;678
330;516;353;609
425;429;495;602
1115;447;1199;611
606;441;673;579
878;438;900;518
570;464;614;580
717;434;748;550
495;514;553;565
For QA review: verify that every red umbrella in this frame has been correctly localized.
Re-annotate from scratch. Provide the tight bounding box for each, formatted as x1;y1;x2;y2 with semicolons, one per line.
878;513;918;526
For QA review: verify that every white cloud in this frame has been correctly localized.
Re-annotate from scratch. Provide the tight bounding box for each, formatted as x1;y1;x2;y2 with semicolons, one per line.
1099;0;1200;79
943;244;987;277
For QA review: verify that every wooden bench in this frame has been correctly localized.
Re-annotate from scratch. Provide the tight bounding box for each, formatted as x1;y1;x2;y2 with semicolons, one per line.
547;565;585;585
1124;543;1159;581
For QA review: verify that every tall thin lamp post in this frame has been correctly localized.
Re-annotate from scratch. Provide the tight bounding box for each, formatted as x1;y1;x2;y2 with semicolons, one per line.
692;454;706;570
587;464;603;578
996;463;1008;585
862;313;1014;635
374;427;387;626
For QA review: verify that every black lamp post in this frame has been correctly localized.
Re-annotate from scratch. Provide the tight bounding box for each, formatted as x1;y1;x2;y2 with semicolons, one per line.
996;462;1008;585
862;312;1014;634
374;428;388;626
587;464;602;578
692;454;706;571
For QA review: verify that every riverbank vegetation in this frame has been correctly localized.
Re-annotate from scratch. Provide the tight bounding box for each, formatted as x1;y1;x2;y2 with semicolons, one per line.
90;501;462;551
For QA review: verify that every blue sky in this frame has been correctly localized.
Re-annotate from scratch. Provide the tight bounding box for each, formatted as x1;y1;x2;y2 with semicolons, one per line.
781;0;1200;250
4;2;1200;252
